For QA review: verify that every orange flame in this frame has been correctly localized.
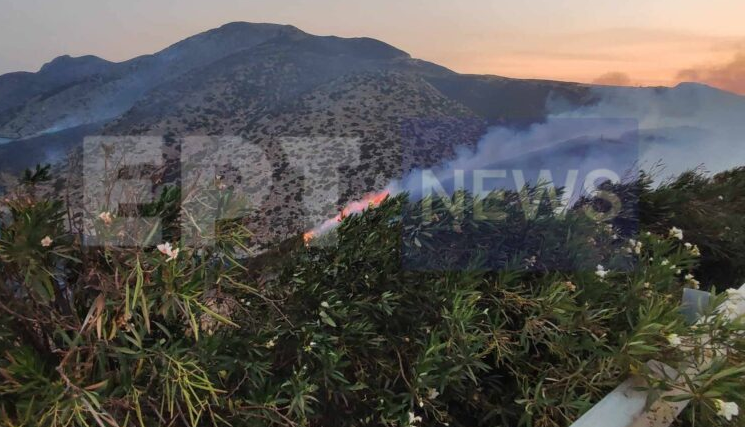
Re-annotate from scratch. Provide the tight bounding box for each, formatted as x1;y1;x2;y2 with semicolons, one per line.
302;189;390;245
303;231;314;246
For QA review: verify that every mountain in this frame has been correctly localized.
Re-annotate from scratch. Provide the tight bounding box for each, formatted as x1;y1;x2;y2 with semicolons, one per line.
0;23;304;138
0;55;111;118
0;22;742;248
0;23;595;140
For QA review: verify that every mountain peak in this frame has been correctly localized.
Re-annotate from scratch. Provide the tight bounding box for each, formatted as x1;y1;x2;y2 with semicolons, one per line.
38;54;110;74
173;21;304;46
213;21;302;33
674;81;739;94
154;21;306;62
193;22;409;59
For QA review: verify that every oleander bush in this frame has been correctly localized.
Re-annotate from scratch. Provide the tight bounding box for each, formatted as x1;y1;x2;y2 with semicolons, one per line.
639;168;745;291
583;167;745;291
0;167;743;427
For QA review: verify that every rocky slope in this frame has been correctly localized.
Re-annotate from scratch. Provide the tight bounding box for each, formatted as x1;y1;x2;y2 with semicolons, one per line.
0;23;304;138
0;22;741;249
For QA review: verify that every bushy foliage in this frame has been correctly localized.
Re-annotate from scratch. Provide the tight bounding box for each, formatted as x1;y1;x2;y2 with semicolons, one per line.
0;167;743;427
639;168;745;290
576;168;745;290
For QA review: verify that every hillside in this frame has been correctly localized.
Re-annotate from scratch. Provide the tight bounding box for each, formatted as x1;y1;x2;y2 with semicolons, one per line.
0;22;592;144
0;23;304;138
0;22;743;249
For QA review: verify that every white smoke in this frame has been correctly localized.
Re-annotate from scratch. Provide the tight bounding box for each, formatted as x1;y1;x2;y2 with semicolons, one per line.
548;83;745;181
392;82;745;201
308;83;744;240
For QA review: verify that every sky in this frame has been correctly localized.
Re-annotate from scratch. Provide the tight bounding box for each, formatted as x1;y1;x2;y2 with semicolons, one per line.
0;0;744;93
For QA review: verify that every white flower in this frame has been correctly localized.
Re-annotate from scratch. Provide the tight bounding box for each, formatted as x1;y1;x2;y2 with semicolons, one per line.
157;242;180;261
718;195;724;201
661;259;670;266
719;289;743;317
627;239;642;255
721;300;741;317
726;288;743;298
684;242;701;256
595;265;609;279
683;273;700;289
714;399;739;421
669;226;683;240
98;211;114;226
40;236;53;247
690;244;701;257
669;227;681;239
408;411;423;426
427;388;440;399
666;333;682;346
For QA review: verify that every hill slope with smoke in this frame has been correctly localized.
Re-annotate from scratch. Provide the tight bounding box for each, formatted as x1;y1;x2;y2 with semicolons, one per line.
0;22;742;247
394;82;744;205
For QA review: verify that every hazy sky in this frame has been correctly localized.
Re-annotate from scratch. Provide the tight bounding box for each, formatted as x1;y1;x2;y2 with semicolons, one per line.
0;0;744;93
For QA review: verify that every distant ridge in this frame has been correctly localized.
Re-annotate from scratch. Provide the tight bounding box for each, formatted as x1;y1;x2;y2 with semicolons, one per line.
0;21;742;248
